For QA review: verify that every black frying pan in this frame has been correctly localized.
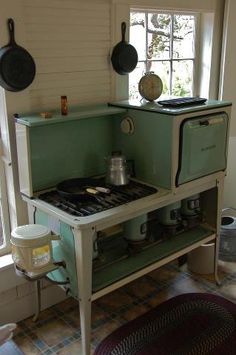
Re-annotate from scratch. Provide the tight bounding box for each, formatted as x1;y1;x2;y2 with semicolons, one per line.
0;18;36;92
57;178;105;202
111;22;138;75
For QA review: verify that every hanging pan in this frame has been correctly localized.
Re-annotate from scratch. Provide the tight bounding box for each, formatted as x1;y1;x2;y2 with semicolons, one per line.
0;18;36;92
111;22;138;75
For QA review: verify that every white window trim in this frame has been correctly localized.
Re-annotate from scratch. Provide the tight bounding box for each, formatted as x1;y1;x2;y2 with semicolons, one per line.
0;139;11;256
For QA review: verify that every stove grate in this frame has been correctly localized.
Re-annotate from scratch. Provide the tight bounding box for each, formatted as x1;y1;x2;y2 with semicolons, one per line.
38;180;157;217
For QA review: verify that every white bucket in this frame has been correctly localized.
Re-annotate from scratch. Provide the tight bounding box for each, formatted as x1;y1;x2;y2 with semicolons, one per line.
11;224;60;273
188;241;215;274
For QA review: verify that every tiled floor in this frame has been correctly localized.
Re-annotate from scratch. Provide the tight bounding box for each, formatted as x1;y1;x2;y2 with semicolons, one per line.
10;259;236;354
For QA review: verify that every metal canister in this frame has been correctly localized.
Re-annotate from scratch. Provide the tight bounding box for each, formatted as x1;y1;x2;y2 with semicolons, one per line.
106;151;129;186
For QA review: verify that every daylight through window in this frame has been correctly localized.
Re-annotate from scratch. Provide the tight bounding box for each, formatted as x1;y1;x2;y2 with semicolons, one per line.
129;10;197;100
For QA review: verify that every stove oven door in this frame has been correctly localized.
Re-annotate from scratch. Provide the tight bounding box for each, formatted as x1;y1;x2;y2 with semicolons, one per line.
176;112;228;186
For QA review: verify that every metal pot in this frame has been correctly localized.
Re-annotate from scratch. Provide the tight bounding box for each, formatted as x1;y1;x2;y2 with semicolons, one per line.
124;214;147;242
158;201;182;226
181;194;200;216
105;151;129;186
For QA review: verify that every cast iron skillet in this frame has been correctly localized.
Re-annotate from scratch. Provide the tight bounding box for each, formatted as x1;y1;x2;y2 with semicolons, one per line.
0;18;36;92
57;178;103;202
111;22;138;75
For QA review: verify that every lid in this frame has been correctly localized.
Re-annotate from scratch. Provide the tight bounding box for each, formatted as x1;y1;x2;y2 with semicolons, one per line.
108;151;126;166
12;224;50;239
11;224;51;247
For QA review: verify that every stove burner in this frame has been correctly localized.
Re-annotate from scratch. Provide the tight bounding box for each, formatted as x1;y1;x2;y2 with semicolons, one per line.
38;179;157;217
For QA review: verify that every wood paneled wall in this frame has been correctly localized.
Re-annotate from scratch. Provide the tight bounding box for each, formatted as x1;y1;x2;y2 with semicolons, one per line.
22;0;112;111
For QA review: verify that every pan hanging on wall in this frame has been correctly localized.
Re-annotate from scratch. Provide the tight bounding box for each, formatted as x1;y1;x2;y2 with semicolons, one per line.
0;18;36;92
111;22;138;75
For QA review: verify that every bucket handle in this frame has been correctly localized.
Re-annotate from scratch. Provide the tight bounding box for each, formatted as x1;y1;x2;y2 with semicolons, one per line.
222;207;236;212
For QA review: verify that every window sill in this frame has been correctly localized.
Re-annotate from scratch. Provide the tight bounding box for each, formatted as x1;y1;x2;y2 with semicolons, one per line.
0;254;14;271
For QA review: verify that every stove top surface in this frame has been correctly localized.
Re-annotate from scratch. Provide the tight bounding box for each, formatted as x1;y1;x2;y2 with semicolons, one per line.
38;179;158;217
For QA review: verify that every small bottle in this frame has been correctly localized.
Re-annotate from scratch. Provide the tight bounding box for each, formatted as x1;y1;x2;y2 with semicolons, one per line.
61;96;68;115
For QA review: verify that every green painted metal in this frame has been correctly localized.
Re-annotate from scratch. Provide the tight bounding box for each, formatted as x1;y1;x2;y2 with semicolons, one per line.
35;210;78;298
92;225;213;292
17;101;230;193
30;114;120;191
113;109;173;188
16;104;126;127
178;113;228;184
109;99;232;115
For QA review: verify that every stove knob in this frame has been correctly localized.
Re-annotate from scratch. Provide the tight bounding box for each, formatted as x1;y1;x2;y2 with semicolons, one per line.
120;116;135;135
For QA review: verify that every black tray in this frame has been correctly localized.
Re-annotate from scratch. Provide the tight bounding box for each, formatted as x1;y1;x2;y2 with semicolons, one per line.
157;97;207;107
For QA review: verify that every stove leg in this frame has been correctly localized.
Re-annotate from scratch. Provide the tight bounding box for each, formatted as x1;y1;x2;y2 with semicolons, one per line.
215;179;223;286
73;228;94;355
214;234;221;286
33;279;41;322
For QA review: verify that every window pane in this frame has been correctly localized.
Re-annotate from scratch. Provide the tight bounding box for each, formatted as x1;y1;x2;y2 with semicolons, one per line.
151;61;170;96
129;10;197;100
173;15;195;59
0;135;11;255
172;60;193;96
129;62;146;100
0;206;3;247
130;12;146;61
147;13;171;60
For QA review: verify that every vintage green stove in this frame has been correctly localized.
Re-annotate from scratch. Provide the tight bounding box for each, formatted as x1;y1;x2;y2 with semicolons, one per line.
15;100;231;355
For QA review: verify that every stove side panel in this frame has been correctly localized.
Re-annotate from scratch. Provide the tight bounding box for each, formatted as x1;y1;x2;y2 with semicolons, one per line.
35;209;78;299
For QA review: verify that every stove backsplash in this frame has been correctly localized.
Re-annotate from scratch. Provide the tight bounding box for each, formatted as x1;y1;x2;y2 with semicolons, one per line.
15;102;231;197
16;113;118;195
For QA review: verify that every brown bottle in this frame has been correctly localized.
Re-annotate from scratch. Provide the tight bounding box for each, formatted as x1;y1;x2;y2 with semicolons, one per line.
61;96;68;115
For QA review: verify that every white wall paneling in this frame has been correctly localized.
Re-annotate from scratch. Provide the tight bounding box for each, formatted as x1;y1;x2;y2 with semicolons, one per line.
22;0;112;111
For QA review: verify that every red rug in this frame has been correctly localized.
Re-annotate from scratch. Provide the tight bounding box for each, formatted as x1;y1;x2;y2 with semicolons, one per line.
94;293;236;355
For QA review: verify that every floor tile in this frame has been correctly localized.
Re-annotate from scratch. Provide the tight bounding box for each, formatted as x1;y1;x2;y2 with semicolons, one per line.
124;276;159;298
96;288;135;312
91;318;121;344
57;340;82;354
14;335;42;354
12;260;236;354
120;303;151;322
30;319;77;348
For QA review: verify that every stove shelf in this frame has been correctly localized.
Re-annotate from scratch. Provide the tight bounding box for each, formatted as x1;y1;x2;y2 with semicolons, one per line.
92;224;215;293
15;104;126;127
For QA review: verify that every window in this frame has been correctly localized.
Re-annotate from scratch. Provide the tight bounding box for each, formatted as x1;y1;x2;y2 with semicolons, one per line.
0;144;11;256
0;89;11;256
129;10;198;100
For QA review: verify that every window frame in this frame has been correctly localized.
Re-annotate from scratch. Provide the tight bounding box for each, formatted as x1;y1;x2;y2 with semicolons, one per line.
0;138;11;256
129;8;201;98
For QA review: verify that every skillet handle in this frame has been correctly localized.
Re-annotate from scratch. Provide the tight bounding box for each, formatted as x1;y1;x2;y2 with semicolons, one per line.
7;18;16;45
121;22;126;42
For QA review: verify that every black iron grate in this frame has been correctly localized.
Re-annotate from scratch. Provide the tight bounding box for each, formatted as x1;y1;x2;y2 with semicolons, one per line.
38;180;157;217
